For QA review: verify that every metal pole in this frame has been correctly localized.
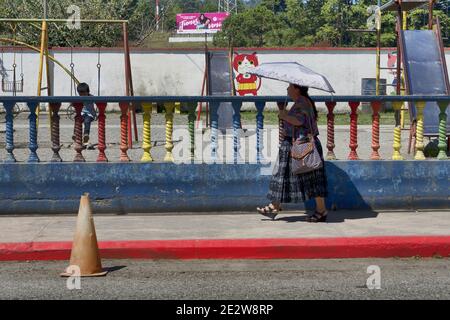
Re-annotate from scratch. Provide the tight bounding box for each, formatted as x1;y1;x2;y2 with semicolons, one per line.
37;21;47;97
428;0;435;29
396;5;402;96
376;8;381;96
123;22;137;147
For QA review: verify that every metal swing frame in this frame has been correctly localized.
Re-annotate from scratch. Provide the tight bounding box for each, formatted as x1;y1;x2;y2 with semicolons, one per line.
0;18;138;147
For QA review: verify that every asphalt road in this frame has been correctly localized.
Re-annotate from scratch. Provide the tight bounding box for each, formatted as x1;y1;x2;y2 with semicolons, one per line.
0;258;449;300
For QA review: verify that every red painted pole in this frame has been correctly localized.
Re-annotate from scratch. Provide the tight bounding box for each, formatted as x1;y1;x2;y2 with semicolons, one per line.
196;68;207;129
119;102;130;162
123;22;137;148
348;101;360;160
370;101;382;160
96;102;108;162
325;101;337;160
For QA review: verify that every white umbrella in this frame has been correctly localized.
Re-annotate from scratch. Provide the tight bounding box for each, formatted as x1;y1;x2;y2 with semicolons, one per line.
248;62;335;93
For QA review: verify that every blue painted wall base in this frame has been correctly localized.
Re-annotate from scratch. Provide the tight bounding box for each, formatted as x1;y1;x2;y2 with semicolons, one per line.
0;161;448;214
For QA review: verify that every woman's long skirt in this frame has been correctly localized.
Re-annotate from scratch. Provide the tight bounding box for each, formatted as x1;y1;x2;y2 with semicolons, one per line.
267;137;328;203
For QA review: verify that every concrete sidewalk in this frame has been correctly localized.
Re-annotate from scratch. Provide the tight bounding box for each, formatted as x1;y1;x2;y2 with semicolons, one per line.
1;210;450;243
1;210;450;261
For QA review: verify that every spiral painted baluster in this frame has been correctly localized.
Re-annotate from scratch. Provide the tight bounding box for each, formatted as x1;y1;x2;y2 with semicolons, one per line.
3;102;16;163
232;101;242;163
119;102;130;162
414;101;426;160
140;102;153;162
325;102;336;160
27;102;40;163
188;103;196;161
96;102;108;162
255;101;265;163
437;101;449;160
370;101;381;160
210;102;220;162
72;103;85;162
50;103;62;162
391;101;404;160
348;101;360;160
164;102;175;162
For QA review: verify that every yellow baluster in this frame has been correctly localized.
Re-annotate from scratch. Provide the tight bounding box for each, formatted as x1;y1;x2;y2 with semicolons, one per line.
392;101;404;160
141;102;153;162
164;102;175;162
175;102;181;114
414;101;426;160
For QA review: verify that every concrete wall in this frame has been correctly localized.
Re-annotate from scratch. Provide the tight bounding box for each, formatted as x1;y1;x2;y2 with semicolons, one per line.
0;161;448;215
1;47;450;111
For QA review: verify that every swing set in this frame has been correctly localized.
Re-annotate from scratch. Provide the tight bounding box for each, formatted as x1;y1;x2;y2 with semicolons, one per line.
0;18;138;147
0;24;24;121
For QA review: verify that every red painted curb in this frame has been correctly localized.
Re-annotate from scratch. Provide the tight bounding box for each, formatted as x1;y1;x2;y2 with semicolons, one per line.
1;236;450;261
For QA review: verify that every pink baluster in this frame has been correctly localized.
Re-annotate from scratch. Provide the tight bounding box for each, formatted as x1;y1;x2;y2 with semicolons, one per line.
370;101;381;160
96;102;108;162
119;102;130;162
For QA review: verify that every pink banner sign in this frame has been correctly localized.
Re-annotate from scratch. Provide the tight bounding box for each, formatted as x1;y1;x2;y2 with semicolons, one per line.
176;12;229;34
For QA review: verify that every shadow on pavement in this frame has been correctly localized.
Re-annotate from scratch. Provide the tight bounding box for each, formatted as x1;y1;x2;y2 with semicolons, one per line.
274;210;379;223
104;266;127;273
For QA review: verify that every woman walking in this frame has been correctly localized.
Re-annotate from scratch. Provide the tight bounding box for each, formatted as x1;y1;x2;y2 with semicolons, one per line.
257;84;328;222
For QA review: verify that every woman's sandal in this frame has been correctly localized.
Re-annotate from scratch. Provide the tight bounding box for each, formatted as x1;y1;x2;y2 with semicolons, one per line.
306;210;328;223
256;204;281;220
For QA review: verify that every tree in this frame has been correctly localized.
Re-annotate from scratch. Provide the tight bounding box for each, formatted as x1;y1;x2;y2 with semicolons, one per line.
0;0;446;48
214;4;281;47
0;0;144;47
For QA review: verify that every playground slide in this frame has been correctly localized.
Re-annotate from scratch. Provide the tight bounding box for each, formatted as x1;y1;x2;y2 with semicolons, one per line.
400;28;450;136
207;51;233;131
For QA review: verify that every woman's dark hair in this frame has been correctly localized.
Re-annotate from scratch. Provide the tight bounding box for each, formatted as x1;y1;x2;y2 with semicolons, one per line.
293;84;318;120
77;82;90;94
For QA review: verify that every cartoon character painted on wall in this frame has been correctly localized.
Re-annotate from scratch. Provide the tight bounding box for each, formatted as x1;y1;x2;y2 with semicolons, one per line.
387;51;397;76
233;52;262;96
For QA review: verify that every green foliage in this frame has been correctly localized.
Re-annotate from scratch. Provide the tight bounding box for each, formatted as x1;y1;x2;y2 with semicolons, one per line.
0;0;448;48
0;0;151;47
215;0;450;48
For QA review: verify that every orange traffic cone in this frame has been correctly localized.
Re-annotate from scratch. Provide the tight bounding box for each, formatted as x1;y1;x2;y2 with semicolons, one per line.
61;193;107;277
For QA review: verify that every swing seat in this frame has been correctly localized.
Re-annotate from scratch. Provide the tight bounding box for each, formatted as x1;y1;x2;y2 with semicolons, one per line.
1;78;23;93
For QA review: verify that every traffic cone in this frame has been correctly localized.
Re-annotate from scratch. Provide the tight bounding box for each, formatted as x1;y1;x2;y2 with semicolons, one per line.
61;193;107;277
